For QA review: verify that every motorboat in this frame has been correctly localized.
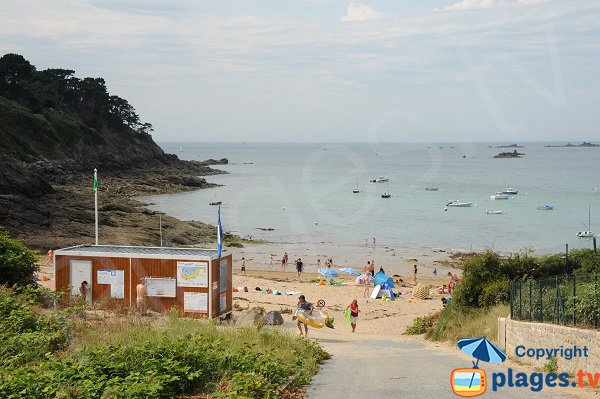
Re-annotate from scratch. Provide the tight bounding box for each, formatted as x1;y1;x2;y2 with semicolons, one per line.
577;206;594;238
425;188;439;191
352;177;360;193
485;210;505;215
209;201;222;206
446;201;473;207
491;192;510;200
537;205;554;210
502;187;518;195
370;176;389;183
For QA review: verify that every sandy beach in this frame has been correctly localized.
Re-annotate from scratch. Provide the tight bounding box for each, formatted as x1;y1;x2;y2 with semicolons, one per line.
231;269;450;336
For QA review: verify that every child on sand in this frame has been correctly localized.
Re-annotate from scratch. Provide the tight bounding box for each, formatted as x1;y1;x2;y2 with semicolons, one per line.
346;299;359;332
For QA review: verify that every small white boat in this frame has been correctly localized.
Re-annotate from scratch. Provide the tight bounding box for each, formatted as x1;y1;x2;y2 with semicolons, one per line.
370;176;389;183
382;179;391;198
446;201;473;207
491;192;510;200
502;187;518;195
485;210;505;215
577;206;594;238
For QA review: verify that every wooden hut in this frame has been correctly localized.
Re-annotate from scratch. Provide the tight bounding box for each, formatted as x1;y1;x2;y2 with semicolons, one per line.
54;245;232;318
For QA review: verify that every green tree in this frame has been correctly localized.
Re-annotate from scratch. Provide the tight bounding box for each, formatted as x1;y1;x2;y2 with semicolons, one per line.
0;229;38;286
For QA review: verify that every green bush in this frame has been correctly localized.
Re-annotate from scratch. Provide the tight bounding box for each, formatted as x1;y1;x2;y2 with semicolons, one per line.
479;279;510;307
0;229;38;286
404;314;437;335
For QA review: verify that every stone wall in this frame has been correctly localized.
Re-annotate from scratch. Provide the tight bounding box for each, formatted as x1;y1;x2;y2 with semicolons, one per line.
500;318;600;373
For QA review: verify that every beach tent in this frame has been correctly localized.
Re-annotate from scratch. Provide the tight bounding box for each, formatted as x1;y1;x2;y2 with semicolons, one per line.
373;271;395;288
372;271;395;299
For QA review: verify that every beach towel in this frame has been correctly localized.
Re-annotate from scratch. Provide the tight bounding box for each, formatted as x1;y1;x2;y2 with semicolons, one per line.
343;308;351;325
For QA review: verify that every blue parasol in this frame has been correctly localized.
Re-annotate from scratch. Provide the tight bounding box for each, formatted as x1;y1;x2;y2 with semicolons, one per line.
338;267;361;276
318;268;339;278
458;337;507;388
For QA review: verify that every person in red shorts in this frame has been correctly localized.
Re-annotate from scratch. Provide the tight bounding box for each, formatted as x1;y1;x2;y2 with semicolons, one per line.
346;299;360;332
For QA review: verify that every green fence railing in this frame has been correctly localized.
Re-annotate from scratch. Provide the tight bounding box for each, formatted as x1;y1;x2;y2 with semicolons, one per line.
510;274;600;329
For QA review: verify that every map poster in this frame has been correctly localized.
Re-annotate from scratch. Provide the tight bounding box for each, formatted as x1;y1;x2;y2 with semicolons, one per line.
177;262;208;287
184;292;207;313
97;269;116;285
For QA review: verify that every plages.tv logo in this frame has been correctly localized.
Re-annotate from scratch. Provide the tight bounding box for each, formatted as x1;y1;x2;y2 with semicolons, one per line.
451;337;507;397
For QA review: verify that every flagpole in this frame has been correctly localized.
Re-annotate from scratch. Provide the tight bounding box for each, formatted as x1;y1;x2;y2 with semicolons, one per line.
94;168;98;245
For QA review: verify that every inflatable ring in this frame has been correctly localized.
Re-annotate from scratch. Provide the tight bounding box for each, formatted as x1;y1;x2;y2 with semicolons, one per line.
295;309;325;328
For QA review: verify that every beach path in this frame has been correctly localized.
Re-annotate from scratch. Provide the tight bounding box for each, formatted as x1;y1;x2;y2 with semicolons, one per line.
307;329;592;399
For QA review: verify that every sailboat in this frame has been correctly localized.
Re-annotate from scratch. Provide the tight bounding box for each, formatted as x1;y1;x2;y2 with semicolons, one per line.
353;178;360;193
381;179;391;198
577;206;594;238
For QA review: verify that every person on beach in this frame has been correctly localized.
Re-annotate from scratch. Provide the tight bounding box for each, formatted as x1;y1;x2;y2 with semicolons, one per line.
346;299;359;332
269;254;274;268
296;258;303;277
281;252;288;270
379;265;385;274
372;237;376;249
448;272;458;293
317;258;321;268
296;295;313;336
363;272;372;298
433;267;438;277
413;264;418;285
136;278;147;311
47;249;53;265
241;257;246;274
365;261;374;277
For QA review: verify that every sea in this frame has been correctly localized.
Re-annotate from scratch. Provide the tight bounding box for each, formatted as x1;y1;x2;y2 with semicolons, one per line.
142;142;599;256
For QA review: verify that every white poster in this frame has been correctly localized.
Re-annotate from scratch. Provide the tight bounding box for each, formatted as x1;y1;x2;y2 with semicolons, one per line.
97;269;116;285
145;278;177;298
177;262;208;288
110;270;125;299
184;292;208;313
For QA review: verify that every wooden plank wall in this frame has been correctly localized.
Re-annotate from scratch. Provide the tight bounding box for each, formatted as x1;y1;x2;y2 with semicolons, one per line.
54;255;131;306
55;254;233;318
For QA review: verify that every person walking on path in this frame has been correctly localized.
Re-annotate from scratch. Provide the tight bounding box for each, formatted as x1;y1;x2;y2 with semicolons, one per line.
295;295;313;337
413;264;418;285
346;299;360;332
241;257;246;274
296;258;304;277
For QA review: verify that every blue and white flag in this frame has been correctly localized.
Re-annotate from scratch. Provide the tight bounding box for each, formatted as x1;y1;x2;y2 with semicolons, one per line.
217;206;223;258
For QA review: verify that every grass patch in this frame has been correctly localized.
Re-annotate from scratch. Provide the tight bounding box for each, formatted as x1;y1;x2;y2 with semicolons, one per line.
0;286;329;398
426;303;508;344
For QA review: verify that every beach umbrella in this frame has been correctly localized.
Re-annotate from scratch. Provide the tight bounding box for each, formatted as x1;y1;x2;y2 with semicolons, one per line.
457;337;507;365
318;268;338;278
338;267;361;276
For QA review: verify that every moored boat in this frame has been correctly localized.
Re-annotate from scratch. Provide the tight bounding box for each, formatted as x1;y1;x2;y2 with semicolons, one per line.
502;187;518;195
537;205;554;210
491;192;510;200
446;201;473;207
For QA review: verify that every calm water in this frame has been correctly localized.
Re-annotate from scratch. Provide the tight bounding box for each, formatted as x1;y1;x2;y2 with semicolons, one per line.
143;142;600;255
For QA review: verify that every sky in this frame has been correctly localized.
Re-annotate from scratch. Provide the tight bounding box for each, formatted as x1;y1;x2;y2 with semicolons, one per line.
1;0;600;143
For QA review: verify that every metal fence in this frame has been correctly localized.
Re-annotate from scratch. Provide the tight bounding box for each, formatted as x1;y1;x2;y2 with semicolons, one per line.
510;274;600;329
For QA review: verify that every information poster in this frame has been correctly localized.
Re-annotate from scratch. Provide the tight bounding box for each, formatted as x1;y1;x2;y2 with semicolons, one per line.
177;262;208;288
97;269;116;285
110;270;125;299
184;292;207;313
219;260;229;294
145;278;177;298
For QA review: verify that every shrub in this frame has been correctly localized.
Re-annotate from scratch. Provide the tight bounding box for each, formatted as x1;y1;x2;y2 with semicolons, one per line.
404;314;437;335
543;356;558;373
0;229;38;286
479;279;510;307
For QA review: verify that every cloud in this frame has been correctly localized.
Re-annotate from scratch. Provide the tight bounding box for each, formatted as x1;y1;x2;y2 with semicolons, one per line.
340;3;384;22
445;0;506;11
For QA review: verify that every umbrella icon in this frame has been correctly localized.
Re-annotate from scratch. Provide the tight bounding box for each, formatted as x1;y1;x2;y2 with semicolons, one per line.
457;337;507;388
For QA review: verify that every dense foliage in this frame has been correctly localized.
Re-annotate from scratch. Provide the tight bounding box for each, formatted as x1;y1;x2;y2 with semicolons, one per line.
0;285;328;399
0;229;38;286
426;248;600;341
0;53;152;136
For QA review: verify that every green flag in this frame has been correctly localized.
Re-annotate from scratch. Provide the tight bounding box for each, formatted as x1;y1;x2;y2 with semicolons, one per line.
93;174;97;193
